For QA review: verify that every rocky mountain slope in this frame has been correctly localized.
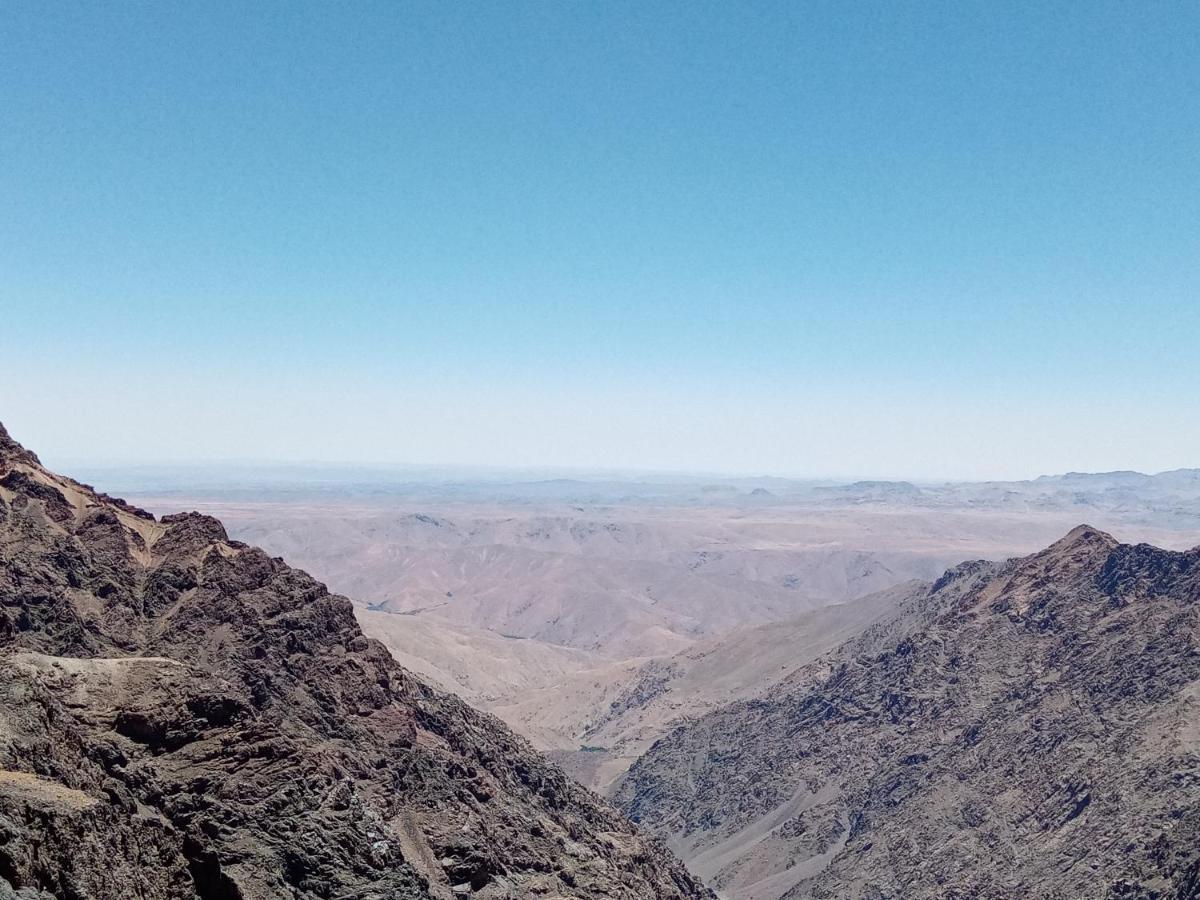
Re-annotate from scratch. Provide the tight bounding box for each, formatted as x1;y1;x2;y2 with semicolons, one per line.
0;422;711;900
616;527;1200;899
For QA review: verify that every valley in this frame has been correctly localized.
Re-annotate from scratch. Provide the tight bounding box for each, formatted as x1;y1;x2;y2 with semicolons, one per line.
88;465;1200;797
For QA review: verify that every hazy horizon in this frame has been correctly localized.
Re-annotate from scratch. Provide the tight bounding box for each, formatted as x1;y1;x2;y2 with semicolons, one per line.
27;445;1200;489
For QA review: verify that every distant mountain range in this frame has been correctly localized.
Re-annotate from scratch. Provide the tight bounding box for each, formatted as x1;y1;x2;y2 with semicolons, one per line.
62;462;1200;531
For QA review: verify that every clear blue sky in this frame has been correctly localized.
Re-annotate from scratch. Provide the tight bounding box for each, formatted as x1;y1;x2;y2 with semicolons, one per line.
2;2;1197;478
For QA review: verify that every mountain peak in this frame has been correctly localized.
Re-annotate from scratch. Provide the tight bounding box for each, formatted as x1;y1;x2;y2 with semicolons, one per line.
0;421;40;467
1047;524;1119;555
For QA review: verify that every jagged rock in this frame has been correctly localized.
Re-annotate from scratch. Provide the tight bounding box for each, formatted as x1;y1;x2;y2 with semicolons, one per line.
616;526;1200;899
0;422;712;900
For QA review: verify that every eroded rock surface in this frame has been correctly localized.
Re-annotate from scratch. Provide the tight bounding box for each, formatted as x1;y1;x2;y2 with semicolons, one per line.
616;528;1200;899
0;422;711;900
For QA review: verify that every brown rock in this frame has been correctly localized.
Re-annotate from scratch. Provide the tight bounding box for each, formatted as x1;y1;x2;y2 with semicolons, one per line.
0;423;712;900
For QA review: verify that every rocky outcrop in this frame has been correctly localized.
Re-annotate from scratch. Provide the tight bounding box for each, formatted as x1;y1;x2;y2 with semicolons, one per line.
616;526;1200;899
0;422;711;899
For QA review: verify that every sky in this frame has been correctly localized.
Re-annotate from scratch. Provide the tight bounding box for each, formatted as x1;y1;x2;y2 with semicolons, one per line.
2;1;1198;480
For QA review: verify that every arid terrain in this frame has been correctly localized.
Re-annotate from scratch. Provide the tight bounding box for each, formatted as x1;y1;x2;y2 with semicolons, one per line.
80;464;1200;794
6;434;1198;899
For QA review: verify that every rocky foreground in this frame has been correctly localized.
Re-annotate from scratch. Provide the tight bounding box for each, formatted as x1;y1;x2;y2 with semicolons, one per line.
616;526;1200;899
0;422;711;900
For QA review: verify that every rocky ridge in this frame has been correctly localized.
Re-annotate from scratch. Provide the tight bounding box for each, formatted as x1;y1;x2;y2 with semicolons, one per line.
0;422;711;900
616;527;1200;899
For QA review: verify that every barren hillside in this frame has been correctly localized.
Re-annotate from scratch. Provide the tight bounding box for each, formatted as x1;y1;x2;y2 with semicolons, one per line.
616;527;1200;899
0;423;710;899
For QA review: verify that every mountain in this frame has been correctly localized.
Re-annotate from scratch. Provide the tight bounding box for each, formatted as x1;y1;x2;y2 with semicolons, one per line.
0;423;711;900
615;526;1200;900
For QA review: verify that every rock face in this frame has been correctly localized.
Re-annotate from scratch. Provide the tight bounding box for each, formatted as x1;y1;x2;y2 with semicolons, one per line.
616;527;1200;899
0;423;712;900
